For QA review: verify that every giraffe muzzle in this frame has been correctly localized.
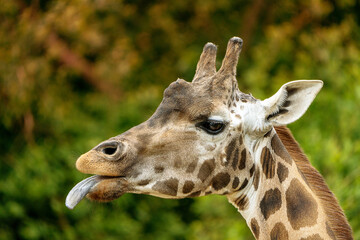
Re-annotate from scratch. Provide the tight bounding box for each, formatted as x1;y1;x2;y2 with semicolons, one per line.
65;175;127;209
75;140;130;176
66;140;133;209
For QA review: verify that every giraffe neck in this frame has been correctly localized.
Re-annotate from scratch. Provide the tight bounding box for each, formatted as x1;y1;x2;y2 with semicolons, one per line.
227;129;336;240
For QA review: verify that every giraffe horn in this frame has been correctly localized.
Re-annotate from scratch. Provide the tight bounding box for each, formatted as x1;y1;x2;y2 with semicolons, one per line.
218;37;243;76
193;42;217;82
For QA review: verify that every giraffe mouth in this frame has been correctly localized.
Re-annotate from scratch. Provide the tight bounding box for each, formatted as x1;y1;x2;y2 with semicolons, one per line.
65;175;126;209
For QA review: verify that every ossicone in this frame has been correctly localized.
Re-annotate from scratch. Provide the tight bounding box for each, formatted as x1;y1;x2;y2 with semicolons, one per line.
193;37;243;84
218;37;243;76
193;42;218;82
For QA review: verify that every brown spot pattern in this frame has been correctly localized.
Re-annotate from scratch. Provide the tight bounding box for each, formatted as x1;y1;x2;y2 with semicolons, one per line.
232;177;240;189
271;134;292;164
186;159;198;173
286;179;318;230
136;133;156;150
211;172;230;190
234;194;248;210
226;138;237;166
152;178;179;196
137;179;151;186
250;218;260;239
239;149;246;170
238;178;248;191
154;166;164;173
253;168;260;190
249;164;255;177
182;180;195;194
174;158;182;168
260;188;282;220
260;147;276;179
300;234;323;240
197;158;215;182
231;148;239;171
270;222;289;240
187;190;201;198
277;162;289;183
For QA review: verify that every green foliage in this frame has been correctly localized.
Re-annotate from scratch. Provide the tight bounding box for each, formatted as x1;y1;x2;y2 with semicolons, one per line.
0;0;359;239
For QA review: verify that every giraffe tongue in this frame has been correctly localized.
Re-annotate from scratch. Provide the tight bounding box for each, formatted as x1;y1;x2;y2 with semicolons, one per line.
65;175;102;209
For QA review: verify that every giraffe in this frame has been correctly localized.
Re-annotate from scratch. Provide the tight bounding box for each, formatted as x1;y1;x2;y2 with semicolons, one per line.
66;37;353;239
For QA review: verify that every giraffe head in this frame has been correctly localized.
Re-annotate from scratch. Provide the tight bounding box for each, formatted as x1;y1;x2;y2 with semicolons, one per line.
66;37;322;209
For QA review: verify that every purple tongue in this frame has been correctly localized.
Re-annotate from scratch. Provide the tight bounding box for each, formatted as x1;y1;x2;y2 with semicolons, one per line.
65;175;101;209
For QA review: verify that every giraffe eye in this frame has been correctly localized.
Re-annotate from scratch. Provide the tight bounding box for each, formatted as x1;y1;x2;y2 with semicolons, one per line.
196;120;225;135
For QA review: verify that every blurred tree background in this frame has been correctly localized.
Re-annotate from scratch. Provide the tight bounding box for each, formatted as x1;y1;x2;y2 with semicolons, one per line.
0;0;359;239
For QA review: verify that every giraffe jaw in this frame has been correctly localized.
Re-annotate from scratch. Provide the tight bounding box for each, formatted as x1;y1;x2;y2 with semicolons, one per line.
65;175;127;209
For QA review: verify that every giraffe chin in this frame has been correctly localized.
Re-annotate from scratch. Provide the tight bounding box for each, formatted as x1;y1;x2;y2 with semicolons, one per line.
66;175;127;209
86;177;126;202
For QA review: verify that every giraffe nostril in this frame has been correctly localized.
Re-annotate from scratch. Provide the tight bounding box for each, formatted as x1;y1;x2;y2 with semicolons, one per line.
102;146;117;155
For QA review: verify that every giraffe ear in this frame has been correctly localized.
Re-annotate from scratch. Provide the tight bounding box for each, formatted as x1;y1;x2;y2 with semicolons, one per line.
262;80;323;126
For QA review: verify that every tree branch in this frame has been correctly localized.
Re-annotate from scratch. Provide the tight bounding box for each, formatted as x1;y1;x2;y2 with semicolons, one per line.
45;33;122;99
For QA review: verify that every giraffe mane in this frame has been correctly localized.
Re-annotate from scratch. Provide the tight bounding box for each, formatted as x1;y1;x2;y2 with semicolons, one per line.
274;126;353;240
